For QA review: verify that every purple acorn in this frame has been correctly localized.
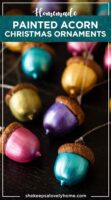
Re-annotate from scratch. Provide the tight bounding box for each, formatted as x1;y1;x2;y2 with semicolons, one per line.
43;96;85;137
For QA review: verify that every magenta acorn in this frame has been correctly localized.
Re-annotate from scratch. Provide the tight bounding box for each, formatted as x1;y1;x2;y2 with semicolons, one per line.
104;44;111;71
0;122;41;163
67;42;98;56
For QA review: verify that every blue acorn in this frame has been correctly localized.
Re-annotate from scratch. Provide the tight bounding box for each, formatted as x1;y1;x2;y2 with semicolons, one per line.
22;43;54;79
54;142;95;186
96;1;111;16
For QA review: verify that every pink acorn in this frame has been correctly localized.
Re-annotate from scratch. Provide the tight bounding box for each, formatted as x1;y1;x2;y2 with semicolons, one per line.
104;44;111;72
67;42;98;56
0;122;41;163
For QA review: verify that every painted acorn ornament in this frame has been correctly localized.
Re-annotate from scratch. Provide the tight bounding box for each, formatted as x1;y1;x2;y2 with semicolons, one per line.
67;42;98;56
54;142;95;186
96;0;111;16
0;122;41;163
5;83;42;122
104;44;111;71
43;96;85;136
4;42;28;53
21;42;55;79
68;0;93;15
61;56;103;97
31;0;62;13
4;9;26;53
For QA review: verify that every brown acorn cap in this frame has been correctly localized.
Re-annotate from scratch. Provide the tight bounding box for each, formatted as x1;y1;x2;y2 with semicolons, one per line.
67;56;103;81
56;96;85;125
58;142;95;165
22;42;55;57
5;83;38;106
31;0;39;12
5;8;24;16
0;122;22;154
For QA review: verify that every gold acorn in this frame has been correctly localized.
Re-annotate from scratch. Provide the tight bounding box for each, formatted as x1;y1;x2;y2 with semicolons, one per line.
61;56;103;97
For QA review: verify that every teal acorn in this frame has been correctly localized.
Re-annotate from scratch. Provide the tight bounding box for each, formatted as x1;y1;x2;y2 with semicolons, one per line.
21;43;55;79
54;142;95;186
96;0;111;16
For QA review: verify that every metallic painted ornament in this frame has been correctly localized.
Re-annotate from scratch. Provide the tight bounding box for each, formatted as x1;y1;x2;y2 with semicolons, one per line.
4;9;26;53
4;42;28;53
67;42;98;56
96;0;111;16
68;0;93;15
104;44;111;71
5;83;42;122
31;0;62;13
54;142;95;186
43;96;85;136
0;122;41;163
61;56;103;97
22;43;54;79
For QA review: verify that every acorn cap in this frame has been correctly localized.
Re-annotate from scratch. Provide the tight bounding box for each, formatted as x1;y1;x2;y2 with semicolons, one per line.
67;56;103;81
31;0;39;12
0;122;22;153
56;96;85;125
5;8;24;16
22;42;55;57
97;0;105;2
5;83;38;106
58;142;95;165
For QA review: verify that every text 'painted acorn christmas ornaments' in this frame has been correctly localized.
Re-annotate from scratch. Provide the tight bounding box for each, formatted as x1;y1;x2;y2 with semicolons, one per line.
0;122;41;163
43;96;85;137
5;83;42;122
61;56;103;98
54;141;95;186
21;42;55;79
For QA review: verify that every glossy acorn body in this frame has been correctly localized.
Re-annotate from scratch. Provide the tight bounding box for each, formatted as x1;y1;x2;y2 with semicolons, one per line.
54;142;95;186
5;83;42;122
31;0;62;13
4;9;25;52
21;43;54;79
54;152;89;186
68;0;92;15
67;42;97;56
0;122;41;163
43;96;85;136
4;42;27;53
104;44;111;71
61;57;103;97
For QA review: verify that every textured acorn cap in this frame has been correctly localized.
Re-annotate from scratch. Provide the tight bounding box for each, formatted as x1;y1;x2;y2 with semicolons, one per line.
5;8;24;16
67;56;103;81
56;96;85;125
5;83;38;106
0;122;22;153
31;0;39;12
22;42;55;57
58;142;95;165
